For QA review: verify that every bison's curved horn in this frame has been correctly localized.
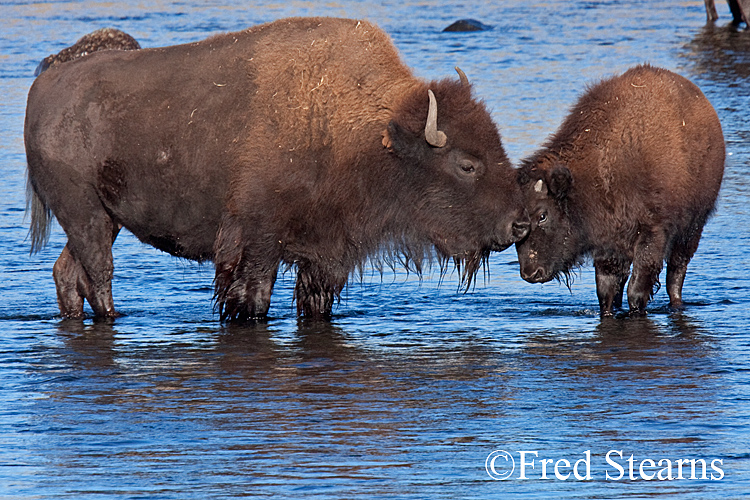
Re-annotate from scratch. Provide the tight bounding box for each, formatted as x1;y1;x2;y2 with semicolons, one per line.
455;66;469;86
425;89;447;148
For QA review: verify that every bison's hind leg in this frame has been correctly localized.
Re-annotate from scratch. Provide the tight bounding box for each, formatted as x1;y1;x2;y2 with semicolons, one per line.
53;244;87;319
666;226;705;310
55;213;120;319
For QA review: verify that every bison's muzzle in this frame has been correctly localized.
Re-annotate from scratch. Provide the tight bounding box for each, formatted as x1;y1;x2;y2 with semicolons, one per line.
519;265;553;284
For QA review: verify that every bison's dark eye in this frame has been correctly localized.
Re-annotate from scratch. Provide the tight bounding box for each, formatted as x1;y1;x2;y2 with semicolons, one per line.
538;212;548;224
459;160;476;174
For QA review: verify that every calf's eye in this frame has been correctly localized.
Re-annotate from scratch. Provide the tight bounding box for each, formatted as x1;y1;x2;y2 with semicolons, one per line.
539;212;548;224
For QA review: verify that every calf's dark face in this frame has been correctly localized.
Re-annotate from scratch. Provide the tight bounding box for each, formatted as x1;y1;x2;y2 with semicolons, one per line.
515;165;579;283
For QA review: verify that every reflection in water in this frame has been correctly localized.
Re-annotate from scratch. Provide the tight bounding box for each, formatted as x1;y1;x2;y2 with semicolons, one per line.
55;319;118;369
515;313;727;480
683;23;750;80
31;320;524;496
521;313;717;389
35;313;732;497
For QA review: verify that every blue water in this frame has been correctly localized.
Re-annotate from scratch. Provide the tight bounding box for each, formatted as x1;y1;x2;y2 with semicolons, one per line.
1;1;749;498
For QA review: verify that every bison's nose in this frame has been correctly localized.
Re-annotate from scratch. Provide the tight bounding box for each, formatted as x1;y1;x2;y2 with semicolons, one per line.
512;216;530;241
520;266;547;283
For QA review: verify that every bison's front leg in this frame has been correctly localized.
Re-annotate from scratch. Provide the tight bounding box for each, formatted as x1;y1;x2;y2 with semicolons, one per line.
594;256;631;317
294;262;347;321
627;228;667;316
213;222;280;322
213;257;279;322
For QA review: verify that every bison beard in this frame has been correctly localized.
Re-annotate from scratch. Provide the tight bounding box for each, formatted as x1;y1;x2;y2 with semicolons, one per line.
515;64;725;317
25;17;529;322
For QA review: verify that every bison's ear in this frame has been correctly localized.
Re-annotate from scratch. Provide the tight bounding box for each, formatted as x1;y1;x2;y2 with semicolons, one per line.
516;167;532;186
548;164;572;201
384;120;425;160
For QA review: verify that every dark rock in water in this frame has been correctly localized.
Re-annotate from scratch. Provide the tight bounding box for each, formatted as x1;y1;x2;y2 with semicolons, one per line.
442;19;493;32
35;27;141;76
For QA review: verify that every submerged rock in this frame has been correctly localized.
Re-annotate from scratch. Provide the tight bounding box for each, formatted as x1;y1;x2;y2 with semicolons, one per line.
442;19;493;32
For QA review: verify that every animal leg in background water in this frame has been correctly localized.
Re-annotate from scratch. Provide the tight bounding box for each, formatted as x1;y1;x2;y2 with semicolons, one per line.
705;0;719;22
705;0;750;25
728;0;750;25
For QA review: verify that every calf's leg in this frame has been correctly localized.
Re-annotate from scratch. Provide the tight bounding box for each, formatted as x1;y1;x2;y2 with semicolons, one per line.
666;227;704;309
627;228;667;316
594;256;631;316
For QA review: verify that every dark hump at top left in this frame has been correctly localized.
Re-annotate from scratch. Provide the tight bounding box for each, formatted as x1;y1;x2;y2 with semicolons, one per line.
35;27;141;76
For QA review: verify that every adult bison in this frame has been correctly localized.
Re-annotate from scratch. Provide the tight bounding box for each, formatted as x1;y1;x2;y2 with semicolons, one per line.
34;28;140;75
515;64;724;317
25;17;529;322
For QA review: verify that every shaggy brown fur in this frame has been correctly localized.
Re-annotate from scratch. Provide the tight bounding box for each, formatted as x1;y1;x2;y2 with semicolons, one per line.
516;64;725;317
25;17;529;321
34;28;140;75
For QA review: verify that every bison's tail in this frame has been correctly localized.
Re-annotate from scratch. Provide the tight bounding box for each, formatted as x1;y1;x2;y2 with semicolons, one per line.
25;168;52;254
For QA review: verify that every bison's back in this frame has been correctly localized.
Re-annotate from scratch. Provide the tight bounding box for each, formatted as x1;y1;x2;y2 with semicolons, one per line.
25;17;416;261
557;64;724;227
245;17;416;155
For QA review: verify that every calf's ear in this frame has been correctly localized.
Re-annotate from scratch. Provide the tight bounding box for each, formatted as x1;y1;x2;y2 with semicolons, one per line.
548;163;572;200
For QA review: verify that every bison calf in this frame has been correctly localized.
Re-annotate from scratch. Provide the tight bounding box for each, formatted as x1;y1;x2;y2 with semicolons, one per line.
25;17;529;322
516;64;724;317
